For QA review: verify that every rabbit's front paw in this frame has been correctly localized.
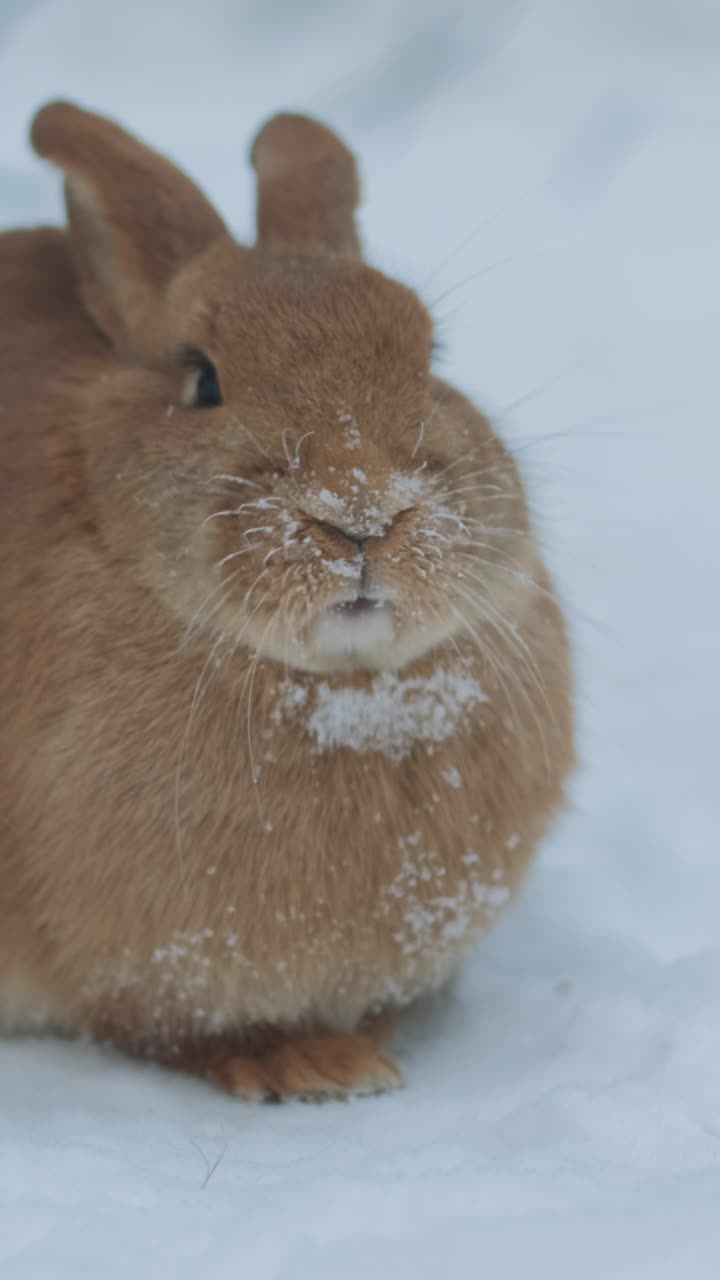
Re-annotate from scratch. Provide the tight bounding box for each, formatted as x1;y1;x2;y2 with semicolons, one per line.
193;1028;403;1101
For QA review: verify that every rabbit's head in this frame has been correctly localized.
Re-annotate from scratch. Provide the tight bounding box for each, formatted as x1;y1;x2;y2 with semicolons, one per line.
33;103;533;673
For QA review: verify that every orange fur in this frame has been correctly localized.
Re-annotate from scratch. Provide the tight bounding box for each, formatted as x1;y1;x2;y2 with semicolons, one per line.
0;103;574;1099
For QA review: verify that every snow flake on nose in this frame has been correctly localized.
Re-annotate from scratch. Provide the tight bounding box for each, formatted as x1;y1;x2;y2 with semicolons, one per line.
307;485;385;539
308;468;426;539
388;471;424;503
326;558;363;579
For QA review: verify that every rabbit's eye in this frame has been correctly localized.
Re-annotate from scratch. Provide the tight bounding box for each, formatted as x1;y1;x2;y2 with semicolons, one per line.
192;358;223;409
178;347;223;408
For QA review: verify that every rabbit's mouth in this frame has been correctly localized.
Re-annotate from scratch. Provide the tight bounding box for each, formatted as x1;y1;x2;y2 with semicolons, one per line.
331;596;385;618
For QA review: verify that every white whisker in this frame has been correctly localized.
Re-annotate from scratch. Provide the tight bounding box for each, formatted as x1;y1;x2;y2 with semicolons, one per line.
241;526;274;539
281;429;294;470
201;508;242;528
449;580;552;771
292;430;315;470
206;473;263;491
174;630;229;891
178;569;243;650
216;545;257;568
410;420;425;462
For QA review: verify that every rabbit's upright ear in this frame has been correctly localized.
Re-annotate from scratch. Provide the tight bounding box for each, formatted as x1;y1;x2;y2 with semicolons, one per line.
31;102;228;351
251;113;361;258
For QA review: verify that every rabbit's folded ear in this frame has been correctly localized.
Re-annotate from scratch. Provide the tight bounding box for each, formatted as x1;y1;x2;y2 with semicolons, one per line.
251;113;361;258
31;101;228;351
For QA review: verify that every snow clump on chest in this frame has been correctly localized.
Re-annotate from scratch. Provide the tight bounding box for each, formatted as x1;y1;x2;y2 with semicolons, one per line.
272;667;488;761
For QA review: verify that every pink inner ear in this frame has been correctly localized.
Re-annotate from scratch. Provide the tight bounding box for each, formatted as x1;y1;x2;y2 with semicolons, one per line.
63;173;140;347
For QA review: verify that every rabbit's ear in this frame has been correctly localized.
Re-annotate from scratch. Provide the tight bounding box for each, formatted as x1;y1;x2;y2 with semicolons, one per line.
251;113;361;258
31;101;227;351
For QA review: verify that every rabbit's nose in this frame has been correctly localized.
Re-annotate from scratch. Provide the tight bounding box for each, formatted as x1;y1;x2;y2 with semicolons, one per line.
316;519;378;550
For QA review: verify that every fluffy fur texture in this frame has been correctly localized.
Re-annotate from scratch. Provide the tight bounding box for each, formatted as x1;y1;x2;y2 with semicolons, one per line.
0;102;574;1099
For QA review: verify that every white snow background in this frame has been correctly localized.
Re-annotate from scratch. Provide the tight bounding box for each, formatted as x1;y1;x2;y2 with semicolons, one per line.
1;1;719;1276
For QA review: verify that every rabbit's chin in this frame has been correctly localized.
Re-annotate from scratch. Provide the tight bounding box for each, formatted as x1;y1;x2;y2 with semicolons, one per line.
313;599;396;665
248;601;459;675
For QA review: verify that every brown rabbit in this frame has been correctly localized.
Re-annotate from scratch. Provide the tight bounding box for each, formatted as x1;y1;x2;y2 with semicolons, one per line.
0;102;574;1099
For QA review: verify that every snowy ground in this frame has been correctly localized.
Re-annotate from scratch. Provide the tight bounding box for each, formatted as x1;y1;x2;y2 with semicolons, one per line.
1;1;719;1276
